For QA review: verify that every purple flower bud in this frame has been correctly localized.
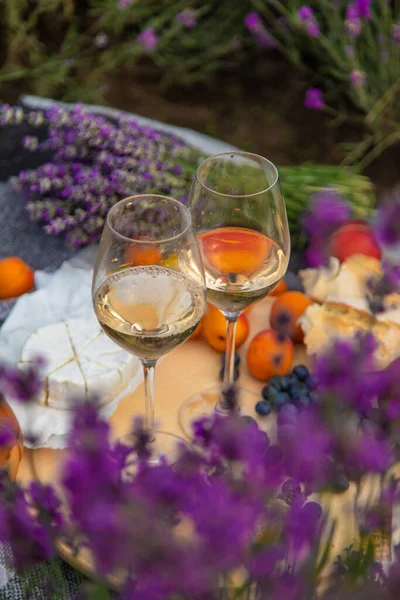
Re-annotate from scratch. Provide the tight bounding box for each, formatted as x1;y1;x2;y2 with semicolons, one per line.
298;6;320;38
118;0;133;7
306;21;320;37
244;12;262;32
22;136;39;151
176;9;197;29
137;27;159;51
355;0;372;19
345;17;362;38
244;13;276;48
350;70;365;88
298;6;313;20
304;88;324;110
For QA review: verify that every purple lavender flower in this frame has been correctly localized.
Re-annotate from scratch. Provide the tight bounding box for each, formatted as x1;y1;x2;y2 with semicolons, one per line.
244;12;262;31
244;12;276;48
0;485;56;566
392;23;400;45
137;28;159;51
278;407;333;487
374;200;400;247
303;191;351;265
304;87;324;110
298;6;313;20
303;191;350;238
313;334;383;414
355;0;372;19
345;4;362;38
119;0;133;7
0;360;44;403
298;5;320;37
286;497;323;551
348;428;391;473
176;9;197;29
350;70;366;88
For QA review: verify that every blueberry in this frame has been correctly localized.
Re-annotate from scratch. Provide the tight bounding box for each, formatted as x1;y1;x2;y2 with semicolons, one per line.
274;392;291;408
289;382;309;399
262;385;279;402
305;374;317;390
280;375;293;392
221;353;240;367
268;376;282;391
293;365;309;381
219;366;240;381
255;401;272;417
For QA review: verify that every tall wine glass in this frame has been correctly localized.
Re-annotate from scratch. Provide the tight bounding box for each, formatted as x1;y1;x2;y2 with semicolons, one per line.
92;195;206;461
180;152;290;433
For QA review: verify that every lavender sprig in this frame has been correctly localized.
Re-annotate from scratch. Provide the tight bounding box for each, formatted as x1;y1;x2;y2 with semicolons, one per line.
1;104;202;248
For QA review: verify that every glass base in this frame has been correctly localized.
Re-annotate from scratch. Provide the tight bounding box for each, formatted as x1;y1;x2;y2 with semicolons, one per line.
179;385;260;439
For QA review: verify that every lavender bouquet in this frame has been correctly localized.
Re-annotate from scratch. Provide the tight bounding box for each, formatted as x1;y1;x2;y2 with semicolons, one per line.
0;104;202;249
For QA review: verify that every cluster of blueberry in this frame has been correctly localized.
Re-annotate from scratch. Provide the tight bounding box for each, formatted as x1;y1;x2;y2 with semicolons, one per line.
219;353;240;381
255;365;318;417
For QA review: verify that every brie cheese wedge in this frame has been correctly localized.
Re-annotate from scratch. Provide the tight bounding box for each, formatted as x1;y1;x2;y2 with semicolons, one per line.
20;318;138;409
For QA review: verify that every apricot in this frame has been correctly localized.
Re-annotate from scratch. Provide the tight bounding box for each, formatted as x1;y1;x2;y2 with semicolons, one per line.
0;257;34;300
203;304;249;353
269;279;287;297
125;244;161;266
247;330;294;381
190;318;204;340
269;291;313;343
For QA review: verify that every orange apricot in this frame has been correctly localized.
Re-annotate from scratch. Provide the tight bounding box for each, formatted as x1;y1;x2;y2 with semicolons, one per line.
125;244;161;266
269;291;313;343
203;304;249;353
269;279;288;297
0;257;35;300
247;330;294;381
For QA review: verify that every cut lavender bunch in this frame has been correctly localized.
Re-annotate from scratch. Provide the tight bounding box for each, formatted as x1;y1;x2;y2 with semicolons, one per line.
0;104;202;248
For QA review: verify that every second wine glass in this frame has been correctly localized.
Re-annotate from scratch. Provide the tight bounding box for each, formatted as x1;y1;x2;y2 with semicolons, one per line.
181;152;290;427
92;194;206;461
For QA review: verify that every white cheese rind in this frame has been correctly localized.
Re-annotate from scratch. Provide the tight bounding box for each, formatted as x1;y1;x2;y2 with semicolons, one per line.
21;318;137;410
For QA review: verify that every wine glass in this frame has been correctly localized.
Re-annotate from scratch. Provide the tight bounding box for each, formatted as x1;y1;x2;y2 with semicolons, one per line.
180;152;290;434
92;195;206;461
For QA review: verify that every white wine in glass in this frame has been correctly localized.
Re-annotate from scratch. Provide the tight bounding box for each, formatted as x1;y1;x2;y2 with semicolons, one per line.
180;152;290;436
92;195;206;462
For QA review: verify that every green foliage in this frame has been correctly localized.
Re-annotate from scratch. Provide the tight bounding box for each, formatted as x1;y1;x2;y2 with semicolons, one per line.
0;0;399;168
0;0;254;103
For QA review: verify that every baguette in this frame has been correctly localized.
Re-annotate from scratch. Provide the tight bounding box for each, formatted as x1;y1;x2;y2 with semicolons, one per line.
300;301;400;368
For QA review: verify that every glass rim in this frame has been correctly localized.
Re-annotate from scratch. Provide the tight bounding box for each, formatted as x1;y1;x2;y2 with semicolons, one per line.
195;151;280;198
106;194;193;244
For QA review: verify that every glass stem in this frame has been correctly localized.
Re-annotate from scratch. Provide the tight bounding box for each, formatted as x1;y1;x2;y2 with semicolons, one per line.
216;315;239;413
141;359;157;440
223;316;237;385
